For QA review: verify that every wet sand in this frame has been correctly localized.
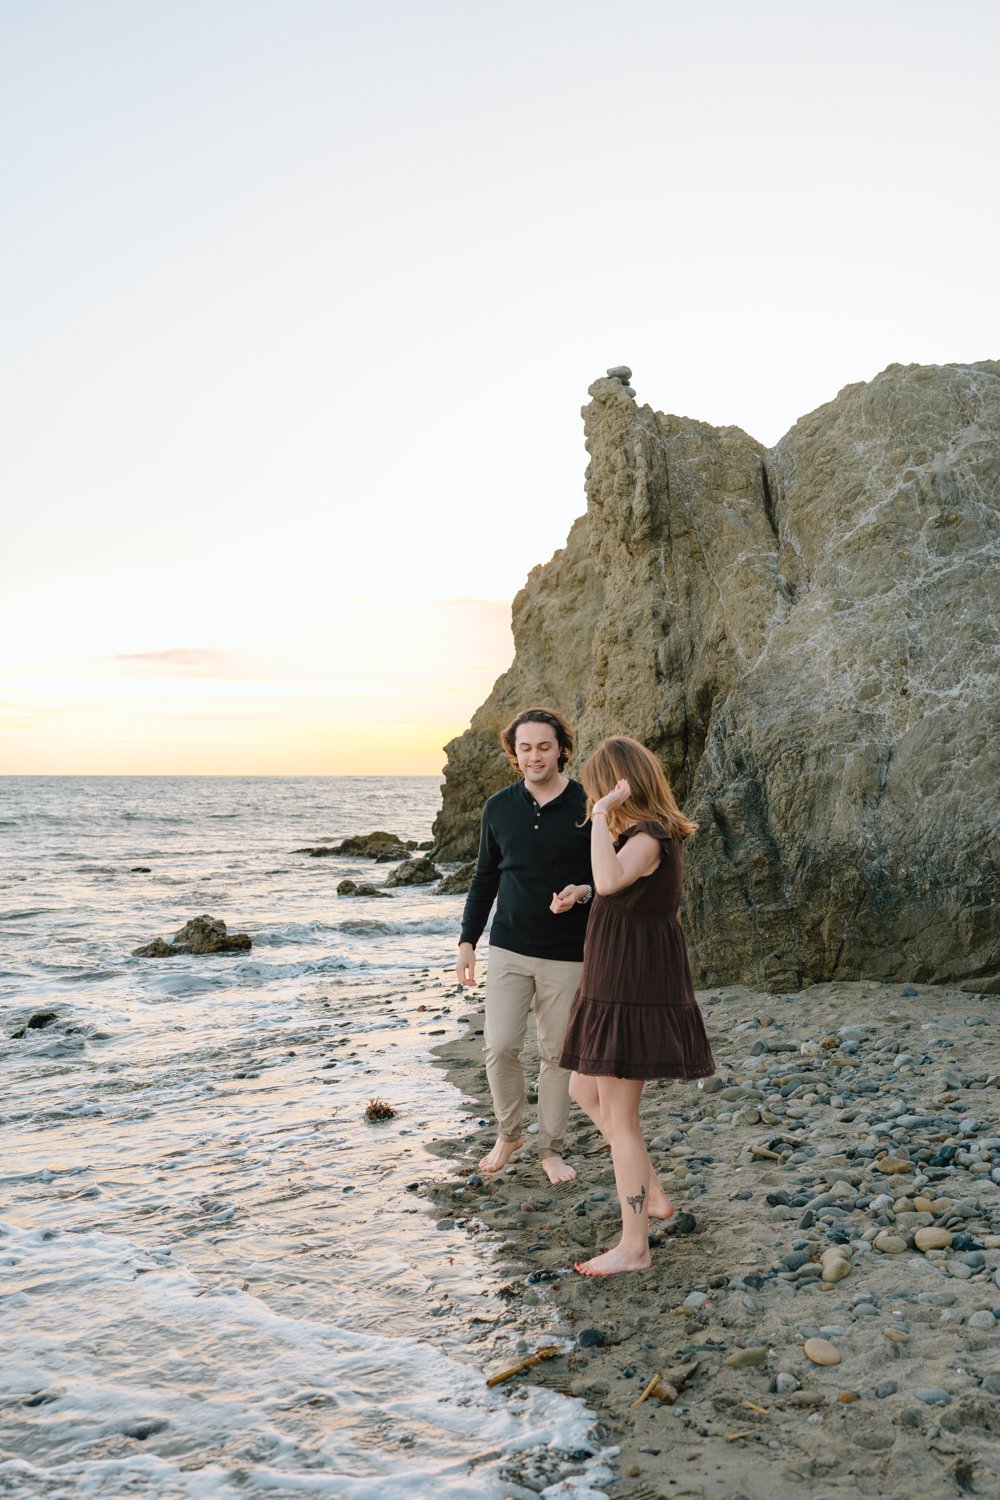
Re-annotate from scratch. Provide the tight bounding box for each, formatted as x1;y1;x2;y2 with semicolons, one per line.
423;978;1000;1499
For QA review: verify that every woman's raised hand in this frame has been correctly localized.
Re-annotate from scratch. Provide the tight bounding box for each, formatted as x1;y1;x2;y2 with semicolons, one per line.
592;779;630;817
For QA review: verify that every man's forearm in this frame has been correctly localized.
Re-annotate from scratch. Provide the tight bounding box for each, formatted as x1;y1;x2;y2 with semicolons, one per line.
459;870;500;947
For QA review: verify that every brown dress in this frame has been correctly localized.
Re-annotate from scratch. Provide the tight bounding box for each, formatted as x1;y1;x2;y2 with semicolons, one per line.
559;820;715;1082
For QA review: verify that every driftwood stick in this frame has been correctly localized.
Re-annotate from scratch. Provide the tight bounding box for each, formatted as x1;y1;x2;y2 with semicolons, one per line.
630;1371;665;1408
486;1344;563;1388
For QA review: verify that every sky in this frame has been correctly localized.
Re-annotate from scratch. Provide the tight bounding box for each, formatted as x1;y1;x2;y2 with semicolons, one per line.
2;0;997;774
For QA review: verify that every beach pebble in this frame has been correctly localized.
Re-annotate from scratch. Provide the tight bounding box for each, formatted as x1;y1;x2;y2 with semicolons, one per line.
683;1291;710;1309
803;1338;841;1366
724;1346;768;1368
967;1310;996;1331
874;1233;908;1254
576;1328;607;1348
775;1372;800;1394
914;1226;953;1251
876;1157;914;1176
876;1380;899;1398
915;1387;952;1405
822;1257;851;1283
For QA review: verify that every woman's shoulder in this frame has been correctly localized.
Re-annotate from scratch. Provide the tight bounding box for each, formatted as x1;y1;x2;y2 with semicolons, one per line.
617;818;674;846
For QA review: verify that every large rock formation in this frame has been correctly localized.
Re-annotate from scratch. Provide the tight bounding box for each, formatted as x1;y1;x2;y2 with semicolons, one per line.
433;362;1000;991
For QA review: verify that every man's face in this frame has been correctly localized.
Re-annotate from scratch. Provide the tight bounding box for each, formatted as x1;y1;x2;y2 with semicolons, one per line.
515;721;563;789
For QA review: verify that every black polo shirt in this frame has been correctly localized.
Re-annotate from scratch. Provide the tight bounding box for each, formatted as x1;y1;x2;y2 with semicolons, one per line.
459;778;593;961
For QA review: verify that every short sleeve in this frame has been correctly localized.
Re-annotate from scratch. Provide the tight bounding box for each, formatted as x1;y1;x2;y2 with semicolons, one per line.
615;819;673;857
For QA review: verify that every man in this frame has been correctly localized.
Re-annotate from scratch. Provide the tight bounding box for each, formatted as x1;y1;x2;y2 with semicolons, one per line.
456;707;594;1185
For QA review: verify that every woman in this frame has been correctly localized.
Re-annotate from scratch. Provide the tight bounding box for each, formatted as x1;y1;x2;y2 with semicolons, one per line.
557;736;714;1276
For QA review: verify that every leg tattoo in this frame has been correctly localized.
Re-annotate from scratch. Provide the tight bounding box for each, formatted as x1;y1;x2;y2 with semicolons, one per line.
626;1185;646;1215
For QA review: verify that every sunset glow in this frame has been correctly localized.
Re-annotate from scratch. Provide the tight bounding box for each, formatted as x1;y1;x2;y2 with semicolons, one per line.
2;1;996;774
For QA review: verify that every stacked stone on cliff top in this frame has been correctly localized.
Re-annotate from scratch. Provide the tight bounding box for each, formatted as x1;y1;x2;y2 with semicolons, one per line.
433;361;1000;990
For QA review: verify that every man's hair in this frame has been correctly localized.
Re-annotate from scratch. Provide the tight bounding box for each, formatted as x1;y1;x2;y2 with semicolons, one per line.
500;707;574;773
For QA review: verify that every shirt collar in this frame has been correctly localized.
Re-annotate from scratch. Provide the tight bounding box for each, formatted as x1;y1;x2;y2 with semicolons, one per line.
519;776;575;810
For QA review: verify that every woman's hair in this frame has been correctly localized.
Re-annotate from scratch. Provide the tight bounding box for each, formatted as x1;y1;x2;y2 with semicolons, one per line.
580;736;698;840
500;707;574;772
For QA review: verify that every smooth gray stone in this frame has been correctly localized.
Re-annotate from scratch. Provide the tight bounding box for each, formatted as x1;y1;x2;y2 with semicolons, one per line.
915;1387;952;1405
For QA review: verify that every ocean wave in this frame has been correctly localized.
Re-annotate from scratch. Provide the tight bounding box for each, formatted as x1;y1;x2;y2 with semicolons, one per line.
233;955;359;981
254;915;455;946
335;916;456;939
251;919;341;946
0;1220;607;1500
0;908;58;922
37;966;124;984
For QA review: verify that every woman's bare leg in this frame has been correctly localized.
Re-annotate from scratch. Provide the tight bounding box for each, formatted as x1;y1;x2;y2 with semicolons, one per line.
569;1071;604;1133
569;1071;673;1217
575;1076;653;1275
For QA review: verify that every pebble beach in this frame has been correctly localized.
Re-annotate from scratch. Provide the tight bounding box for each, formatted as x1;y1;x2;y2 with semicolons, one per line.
424;975;1000;1499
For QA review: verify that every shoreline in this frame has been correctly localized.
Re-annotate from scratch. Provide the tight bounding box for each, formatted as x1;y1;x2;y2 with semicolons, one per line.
428;978;1000;1499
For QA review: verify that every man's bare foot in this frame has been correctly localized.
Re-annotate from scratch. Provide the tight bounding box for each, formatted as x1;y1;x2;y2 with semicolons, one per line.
574;1246;652;1277
648;1188;674;1221
540;1154;577;1185
479;1138;523;1173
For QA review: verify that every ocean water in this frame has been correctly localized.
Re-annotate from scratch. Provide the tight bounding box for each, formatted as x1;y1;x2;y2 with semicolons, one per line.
0;777;612;1499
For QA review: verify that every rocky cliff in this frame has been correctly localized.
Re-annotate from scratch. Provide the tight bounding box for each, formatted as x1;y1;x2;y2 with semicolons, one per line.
433;362;1000;991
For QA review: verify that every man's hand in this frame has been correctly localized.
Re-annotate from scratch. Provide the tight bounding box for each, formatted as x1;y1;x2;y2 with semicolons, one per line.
550;884;586;914
456;942;477;985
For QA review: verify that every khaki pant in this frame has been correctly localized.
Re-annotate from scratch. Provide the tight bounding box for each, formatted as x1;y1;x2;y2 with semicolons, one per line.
484;945;583;1158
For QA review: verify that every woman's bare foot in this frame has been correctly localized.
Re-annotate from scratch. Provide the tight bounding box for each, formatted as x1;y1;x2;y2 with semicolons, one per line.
479;1138;523;1173
648;1188;674;1221
540;1154;577;1185
574;1246;652;1277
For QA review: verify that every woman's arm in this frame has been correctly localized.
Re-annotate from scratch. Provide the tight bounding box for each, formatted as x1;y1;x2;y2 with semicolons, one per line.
589;779;661;895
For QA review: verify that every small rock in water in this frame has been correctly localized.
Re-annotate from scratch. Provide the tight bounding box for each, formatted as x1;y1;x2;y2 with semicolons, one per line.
337;880;391;899
11;1010;60;1038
